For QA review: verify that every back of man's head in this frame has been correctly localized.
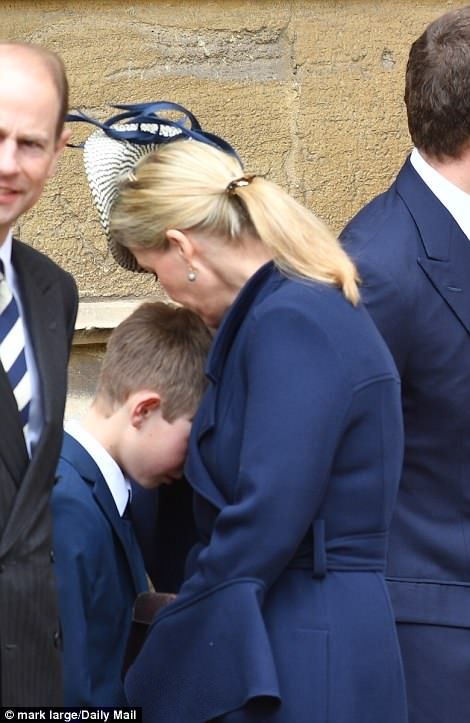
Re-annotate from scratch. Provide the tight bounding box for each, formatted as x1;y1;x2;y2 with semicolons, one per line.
405;6;470;160
96;302;212;421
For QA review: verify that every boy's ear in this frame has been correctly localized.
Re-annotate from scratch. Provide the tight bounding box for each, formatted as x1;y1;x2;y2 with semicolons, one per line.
129;392;161;429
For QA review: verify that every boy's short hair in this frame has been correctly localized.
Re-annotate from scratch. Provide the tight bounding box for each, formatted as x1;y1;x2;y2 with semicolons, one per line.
96;302;212;421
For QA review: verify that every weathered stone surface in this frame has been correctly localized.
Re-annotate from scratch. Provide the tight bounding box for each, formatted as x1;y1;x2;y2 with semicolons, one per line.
2;0;467;408
4;0;466;284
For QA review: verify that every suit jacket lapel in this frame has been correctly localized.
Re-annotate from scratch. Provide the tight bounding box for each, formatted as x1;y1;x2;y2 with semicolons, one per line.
13;240;69;425
0;369;28;486
0;241;70;556
93;482;147;595
0;242;32;487
62;434;146;595
397;159;470;335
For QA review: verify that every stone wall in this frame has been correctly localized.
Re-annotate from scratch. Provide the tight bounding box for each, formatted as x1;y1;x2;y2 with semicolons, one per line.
2;0;467;414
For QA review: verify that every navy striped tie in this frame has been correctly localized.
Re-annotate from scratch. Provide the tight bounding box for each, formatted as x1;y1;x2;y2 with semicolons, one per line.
0;260;31;440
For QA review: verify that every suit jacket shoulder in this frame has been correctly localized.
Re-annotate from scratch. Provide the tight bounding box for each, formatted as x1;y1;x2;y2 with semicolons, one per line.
340;162;424;369
12;238;78;341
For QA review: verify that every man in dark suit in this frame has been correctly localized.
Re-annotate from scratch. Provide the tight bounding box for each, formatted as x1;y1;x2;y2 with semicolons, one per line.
341;7;470;723
0;43;78;705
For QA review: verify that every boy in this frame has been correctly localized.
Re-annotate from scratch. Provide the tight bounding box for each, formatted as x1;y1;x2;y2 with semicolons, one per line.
51;301;211;706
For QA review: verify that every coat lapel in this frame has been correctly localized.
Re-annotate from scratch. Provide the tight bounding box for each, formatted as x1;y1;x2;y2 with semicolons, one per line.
185;388;226;511
185;263;282;511
397;159;470;335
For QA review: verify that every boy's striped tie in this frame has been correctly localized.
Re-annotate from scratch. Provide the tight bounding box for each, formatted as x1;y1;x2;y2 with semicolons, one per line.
0;260;32;440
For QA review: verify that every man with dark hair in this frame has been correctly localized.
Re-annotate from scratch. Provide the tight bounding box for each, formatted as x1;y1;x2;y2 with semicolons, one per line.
0;43;78;705
341;7;470;723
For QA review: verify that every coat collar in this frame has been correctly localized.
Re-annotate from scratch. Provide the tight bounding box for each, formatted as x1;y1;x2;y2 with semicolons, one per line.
396;158;470;334
185;262;284;511
206;261;282;383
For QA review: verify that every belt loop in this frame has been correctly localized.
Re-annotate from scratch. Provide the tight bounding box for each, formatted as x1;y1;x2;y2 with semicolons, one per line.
312;519;326;578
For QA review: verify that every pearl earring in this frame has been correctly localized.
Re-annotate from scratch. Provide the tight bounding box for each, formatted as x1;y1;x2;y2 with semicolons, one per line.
187;268;197;282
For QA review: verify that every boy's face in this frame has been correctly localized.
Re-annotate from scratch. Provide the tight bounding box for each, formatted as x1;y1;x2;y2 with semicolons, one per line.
123;405;192;489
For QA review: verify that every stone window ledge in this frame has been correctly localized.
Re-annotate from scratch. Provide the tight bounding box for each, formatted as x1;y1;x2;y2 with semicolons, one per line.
73;299;149;344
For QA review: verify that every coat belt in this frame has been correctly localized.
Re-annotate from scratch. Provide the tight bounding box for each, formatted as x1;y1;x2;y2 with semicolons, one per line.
288;520;388;578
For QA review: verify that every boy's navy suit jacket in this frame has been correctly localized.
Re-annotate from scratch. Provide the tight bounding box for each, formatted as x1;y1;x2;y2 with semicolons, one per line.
52;432;147;706
341;157;470;723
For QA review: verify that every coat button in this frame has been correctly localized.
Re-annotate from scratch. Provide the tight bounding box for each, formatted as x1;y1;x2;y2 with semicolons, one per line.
53;630;62;649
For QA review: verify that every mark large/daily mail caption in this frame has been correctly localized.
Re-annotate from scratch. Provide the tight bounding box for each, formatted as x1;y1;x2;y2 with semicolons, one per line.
1;709;140;722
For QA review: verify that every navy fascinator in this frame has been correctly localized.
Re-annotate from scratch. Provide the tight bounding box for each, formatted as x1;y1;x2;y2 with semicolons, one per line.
66;101;241;272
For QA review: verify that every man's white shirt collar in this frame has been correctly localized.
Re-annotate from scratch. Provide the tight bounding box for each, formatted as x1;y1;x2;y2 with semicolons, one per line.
0;231;14;281
65;419;131;517
410;148;470;240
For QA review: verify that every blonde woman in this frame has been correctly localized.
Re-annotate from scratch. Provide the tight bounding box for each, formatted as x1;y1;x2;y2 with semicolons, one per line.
71;104;407;723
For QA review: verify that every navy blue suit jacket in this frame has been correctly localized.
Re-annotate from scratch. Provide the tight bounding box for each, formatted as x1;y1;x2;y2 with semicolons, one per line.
126;263;407;723
341;158;470;723
52;433;148;706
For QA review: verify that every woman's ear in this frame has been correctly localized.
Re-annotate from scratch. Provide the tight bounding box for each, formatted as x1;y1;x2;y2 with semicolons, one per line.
165;229;195;263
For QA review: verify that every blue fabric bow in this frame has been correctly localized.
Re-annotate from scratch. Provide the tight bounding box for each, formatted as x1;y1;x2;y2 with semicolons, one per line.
66;101;242;163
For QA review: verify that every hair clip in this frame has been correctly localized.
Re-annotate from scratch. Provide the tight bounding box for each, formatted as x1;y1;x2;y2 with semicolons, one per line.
226;175;256;195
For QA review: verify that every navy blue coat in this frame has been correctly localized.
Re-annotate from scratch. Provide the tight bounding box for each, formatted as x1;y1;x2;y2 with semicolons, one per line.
341;158;470;723
126;262;408;722
52;433;148;706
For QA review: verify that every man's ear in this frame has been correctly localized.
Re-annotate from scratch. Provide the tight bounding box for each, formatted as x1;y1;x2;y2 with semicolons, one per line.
47;128;71;178
165;228;196;264
129;392;161;429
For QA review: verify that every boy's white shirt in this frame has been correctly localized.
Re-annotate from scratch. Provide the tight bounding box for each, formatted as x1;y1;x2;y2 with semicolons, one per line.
64;419;131;516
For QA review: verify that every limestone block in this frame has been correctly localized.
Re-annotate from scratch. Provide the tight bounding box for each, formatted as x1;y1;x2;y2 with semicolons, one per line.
2;0;468;277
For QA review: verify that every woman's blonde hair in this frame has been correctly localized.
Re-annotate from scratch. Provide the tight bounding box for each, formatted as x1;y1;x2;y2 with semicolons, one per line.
110;139;360;304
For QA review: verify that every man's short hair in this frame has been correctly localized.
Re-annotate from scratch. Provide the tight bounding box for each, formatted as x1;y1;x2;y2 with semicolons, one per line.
0;42;68;138
405;6;470;159
96;302;212;422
